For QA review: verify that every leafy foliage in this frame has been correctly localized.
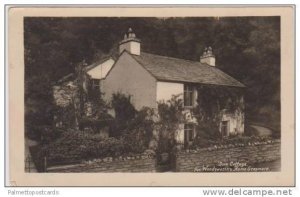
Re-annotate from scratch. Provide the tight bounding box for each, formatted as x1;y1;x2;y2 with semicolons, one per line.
78;116;112;132
110;93;155;148
37;129;147;167
111;93;136;121
156;95;185;153
122;107;156;148
110;93;137;136
193;85;244;139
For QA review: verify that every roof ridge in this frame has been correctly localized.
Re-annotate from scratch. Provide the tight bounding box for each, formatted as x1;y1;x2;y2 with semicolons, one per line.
139;51;205;65
140;52;243;75
138;52;227;72
126;51;245;88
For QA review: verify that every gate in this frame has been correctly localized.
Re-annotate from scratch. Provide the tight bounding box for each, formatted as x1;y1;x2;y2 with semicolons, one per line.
156;148;177;172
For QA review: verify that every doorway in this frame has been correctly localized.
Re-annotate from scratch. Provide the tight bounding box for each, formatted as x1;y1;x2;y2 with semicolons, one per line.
221;121;229;137
184;124;195;148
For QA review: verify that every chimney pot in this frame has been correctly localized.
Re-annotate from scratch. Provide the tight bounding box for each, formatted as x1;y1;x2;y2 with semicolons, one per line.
119;28;141;55
200;47;216;66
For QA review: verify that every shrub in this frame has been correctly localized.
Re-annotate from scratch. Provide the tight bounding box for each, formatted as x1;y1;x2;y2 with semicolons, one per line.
156;95;184;153
40;126;63;144
125;107;155;146
79;114;113;133
54;104;77;129
26;125;63;144
36;129;147;167
110;93;137;136
195;123;222;140
111;93;136;122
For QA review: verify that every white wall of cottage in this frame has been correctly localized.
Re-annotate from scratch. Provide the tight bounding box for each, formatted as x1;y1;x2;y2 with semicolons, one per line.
156;81;183;103
87;58;115;79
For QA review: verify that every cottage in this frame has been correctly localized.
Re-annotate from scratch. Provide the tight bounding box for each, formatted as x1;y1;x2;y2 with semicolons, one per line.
54;28;245;146
89;28;245;144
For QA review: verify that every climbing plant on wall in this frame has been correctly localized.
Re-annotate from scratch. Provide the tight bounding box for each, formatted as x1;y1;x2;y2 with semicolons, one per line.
156;95;186;153
193;85;244;139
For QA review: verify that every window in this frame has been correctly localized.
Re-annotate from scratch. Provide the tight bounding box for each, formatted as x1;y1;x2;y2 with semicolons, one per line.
184;124;195;147
184;84;194;107
91;79;100;89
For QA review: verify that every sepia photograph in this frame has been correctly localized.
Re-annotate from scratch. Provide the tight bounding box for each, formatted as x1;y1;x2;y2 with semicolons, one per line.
7;6;295;186
24;16;281;173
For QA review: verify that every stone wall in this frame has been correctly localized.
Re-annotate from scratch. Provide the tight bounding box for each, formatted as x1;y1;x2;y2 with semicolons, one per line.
47;155;156;173
46;140;280;173
175;140;280;172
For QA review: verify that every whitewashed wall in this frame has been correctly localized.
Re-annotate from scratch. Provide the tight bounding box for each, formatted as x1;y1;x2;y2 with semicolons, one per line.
175;124;185;144
156;81;183;103
102;52;157;110
87;58;115;79
156;81;185;143
220;111;245;135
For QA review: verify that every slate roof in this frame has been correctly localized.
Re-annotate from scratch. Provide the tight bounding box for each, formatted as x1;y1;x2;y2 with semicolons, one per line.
130;52;245;88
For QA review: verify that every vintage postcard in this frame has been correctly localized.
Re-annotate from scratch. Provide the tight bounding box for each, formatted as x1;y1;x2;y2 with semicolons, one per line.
7;6;295;186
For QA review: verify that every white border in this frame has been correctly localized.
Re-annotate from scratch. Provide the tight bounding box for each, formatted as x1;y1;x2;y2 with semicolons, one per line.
1;0;299;197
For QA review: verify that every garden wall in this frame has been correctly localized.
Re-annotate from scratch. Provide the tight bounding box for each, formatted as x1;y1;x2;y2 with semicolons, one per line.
47;154;156;172
175;140;280;172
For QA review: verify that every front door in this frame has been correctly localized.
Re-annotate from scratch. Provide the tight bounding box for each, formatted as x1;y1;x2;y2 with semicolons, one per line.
184;124;194;148
221;121;229;137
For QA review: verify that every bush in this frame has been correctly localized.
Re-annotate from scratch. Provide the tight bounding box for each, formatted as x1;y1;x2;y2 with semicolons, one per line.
110;93;137;136
125;107;155;145
36;129;147;167
196;123;222;140
26;125;63;143
79;114;113;132
156;95;184;153
111;93;136;121
40;127;63;144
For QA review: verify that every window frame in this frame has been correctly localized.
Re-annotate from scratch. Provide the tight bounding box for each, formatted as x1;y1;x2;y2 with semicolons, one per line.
184;84;194;107
91;79;100;89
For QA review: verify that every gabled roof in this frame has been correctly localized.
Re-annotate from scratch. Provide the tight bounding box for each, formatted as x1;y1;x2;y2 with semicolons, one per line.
130;52;245;88
84;56;114;72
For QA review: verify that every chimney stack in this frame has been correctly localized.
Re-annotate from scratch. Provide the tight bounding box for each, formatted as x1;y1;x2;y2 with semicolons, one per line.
119;28;141;55
200;47;215;66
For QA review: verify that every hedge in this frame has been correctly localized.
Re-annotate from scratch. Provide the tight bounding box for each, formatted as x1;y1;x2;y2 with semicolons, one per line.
37;130;147;167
